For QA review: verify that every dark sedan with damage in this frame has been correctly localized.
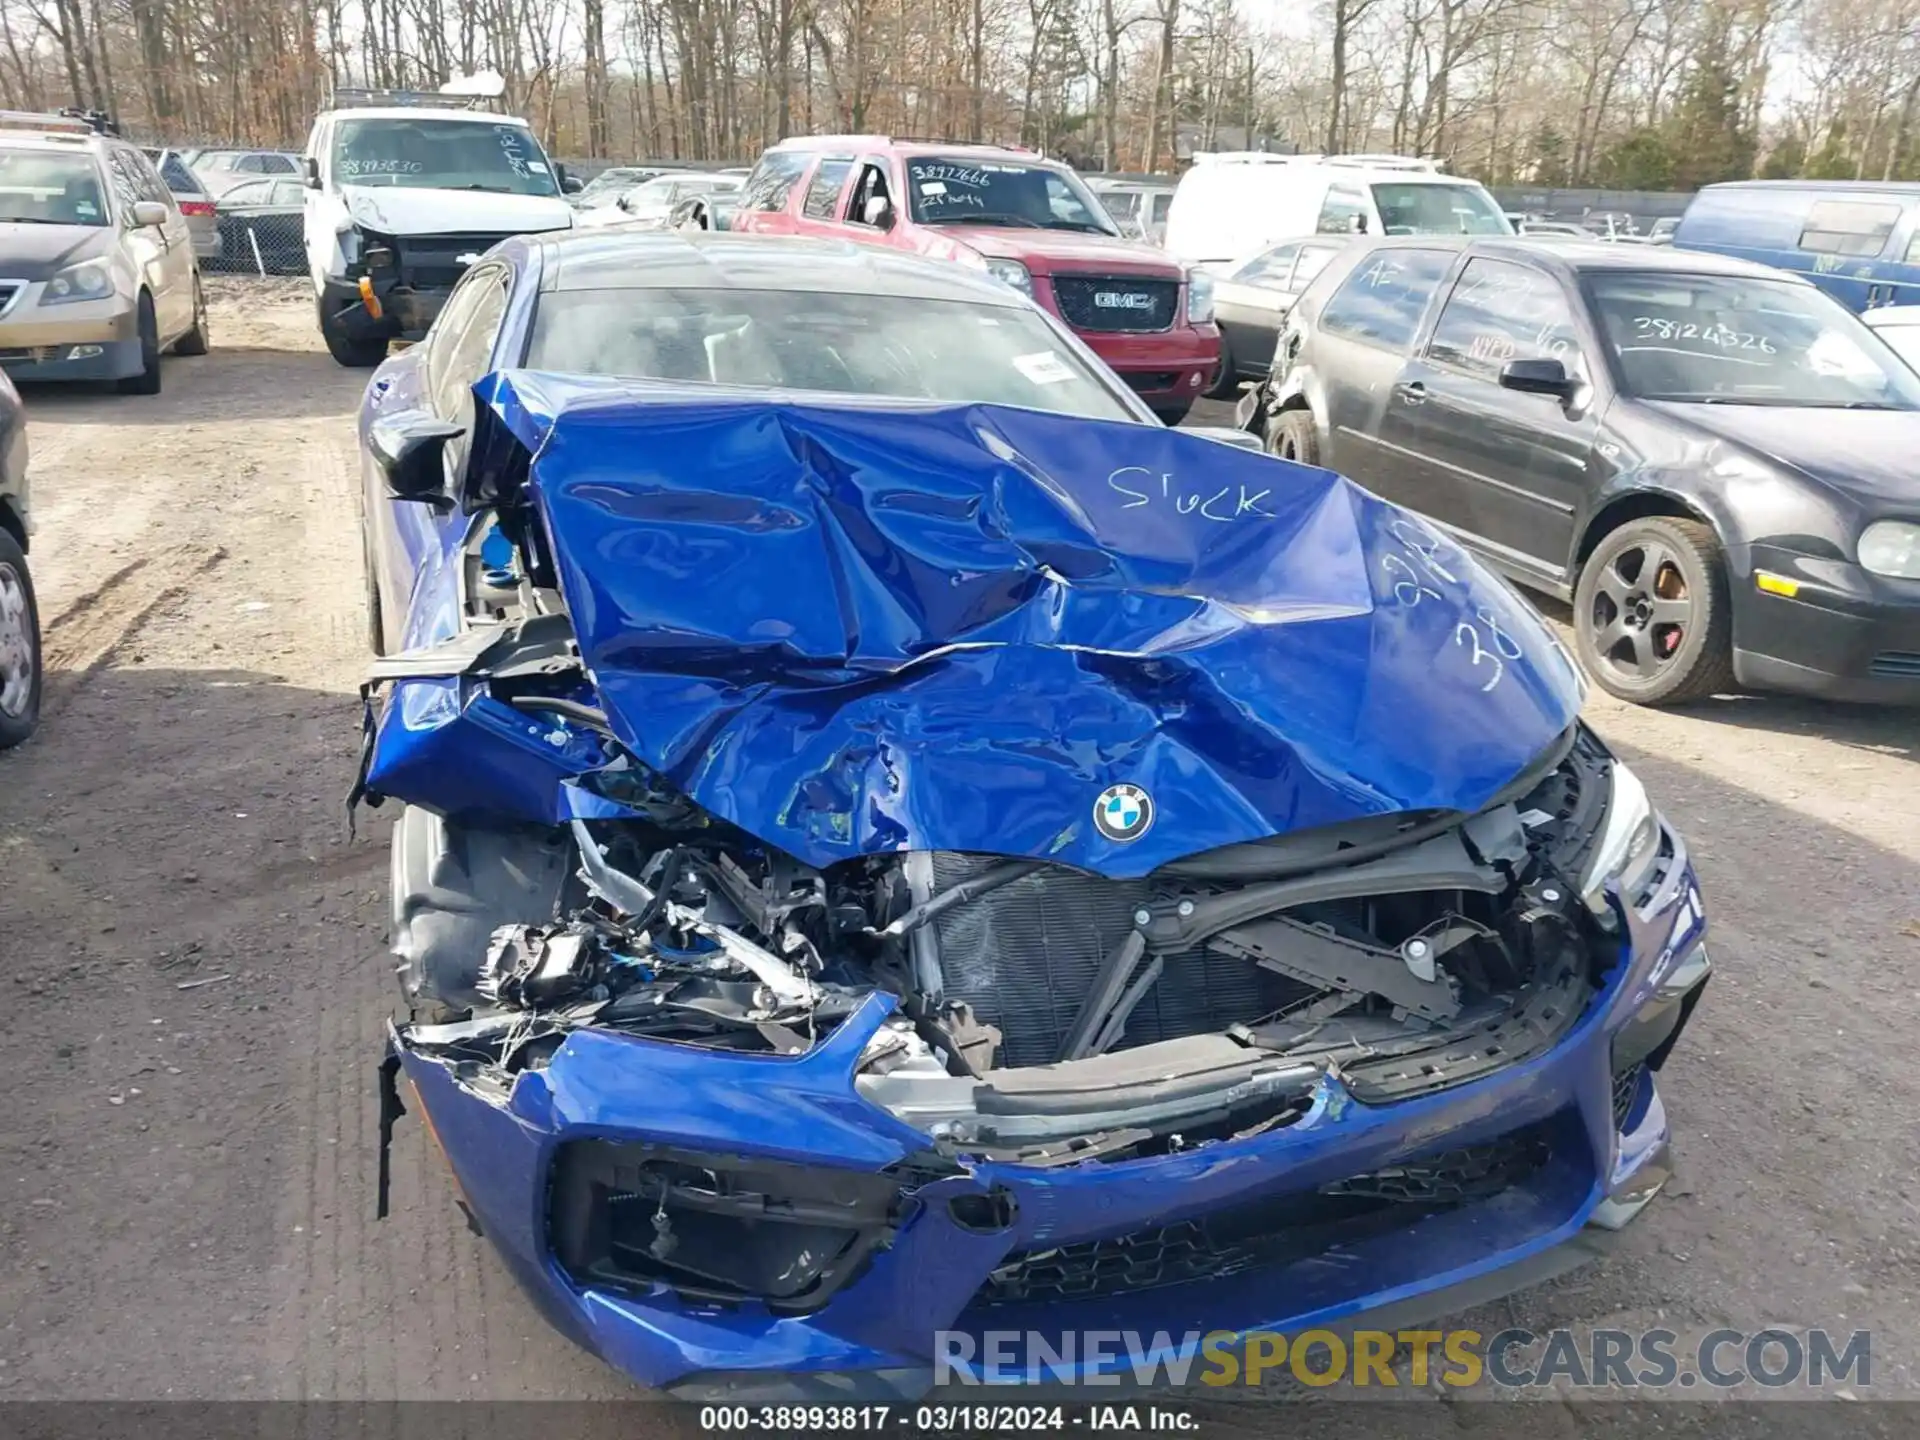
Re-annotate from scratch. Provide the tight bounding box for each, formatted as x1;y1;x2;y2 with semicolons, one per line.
1240;237;1920;705
354;230;1710;1399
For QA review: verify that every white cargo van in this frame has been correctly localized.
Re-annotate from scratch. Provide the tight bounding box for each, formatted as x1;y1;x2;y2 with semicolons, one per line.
1164;153;1512;270
303;74;576;366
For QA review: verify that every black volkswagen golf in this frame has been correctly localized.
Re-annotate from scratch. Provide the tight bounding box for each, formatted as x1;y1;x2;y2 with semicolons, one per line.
1238;237;1920;706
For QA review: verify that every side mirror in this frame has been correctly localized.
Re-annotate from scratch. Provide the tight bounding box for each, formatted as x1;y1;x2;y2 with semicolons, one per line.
863;195;894;229
1348;214;1369;234
304;155;321;189
1498;356;1577;401
563;174;584;195
131;200;168;228
1185;424;1265;452
369;410;463;506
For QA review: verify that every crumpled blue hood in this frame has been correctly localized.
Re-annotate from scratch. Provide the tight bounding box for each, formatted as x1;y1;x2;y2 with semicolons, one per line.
483;371;1582;879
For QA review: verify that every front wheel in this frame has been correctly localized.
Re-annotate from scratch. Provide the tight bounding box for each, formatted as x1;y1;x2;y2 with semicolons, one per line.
0;530;42;749
173;274;210;356
115;294;161;395
1202;333;1239;400
1573;516;1736;706
1266;409;1320;464
318;296;390;368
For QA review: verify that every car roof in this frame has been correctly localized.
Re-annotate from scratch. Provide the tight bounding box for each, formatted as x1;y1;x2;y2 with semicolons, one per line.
1699;179;1920;194
531;230;1034;307
1355;235;1806;281
323;106;533;125
0;132;103;153
769;135;1062;167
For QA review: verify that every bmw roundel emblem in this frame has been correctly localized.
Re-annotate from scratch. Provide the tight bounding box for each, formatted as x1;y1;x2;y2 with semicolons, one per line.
1093;783;1154;843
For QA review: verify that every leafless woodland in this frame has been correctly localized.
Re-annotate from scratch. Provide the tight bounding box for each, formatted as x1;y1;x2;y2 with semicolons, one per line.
0;0;1916;188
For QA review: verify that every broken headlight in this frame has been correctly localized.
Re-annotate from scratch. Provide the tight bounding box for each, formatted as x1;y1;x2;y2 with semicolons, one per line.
1579;760;1659;914
547;1140;904;1313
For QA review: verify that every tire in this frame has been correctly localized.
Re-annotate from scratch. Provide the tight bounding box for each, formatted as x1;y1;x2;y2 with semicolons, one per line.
116;294;161;395
173;274;210;356
1266;408;1320;465
318;296;390;368
1202;332;1239;400
390;806;572;1020
1153;402;1192;427
362;527;385;656
0;530;41;749
1573;516;1736;707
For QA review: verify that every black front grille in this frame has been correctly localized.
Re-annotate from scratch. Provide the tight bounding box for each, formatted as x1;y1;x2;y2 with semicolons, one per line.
1612;1065;1644;1128
978;1125;1551;1306
1869;651;1920;679
392;232;516;290
1052;275;1179;333
0;346;57;363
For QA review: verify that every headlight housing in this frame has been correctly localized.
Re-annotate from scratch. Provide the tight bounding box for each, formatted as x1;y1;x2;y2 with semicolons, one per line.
1580;759;1661;914
1859;520;1920;579
41;260;114;305
1187;268;1216;324
984;258;1033;297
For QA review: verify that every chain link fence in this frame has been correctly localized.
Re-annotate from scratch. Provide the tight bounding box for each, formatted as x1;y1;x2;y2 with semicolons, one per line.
204;210;306;276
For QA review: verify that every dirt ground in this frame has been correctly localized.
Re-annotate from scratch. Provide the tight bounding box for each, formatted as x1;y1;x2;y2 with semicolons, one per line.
0;285;1916;1407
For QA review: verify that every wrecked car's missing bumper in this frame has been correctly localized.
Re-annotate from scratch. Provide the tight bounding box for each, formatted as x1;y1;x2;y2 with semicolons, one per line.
364;381;1712;1398
393;835;1705;1397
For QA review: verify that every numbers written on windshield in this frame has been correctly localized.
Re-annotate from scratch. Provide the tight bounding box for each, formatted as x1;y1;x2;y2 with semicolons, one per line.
1629;317;1776;353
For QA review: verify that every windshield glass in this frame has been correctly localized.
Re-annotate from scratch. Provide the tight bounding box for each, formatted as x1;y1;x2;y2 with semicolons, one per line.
0;149;107;226
331;118;559;196
905;157;1117;235
1371;182;1510;236
1590;272;1920;408
528;288;1136;420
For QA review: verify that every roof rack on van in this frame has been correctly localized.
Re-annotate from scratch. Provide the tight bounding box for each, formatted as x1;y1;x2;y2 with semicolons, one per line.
1322;153;1443;172
328;72;506;111
0;107;118;137
771;133;1038;155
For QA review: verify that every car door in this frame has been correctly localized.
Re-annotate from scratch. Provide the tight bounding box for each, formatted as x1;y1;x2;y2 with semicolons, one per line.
1216;243;1301;377
125;148;196;330
1304;246;1457;505
1375;255;1598;579
105;152;177;332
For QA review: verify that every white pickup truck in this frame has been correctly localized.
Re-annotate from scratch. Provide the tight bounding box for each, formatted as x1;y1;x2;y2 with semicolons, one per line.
302;76;576;366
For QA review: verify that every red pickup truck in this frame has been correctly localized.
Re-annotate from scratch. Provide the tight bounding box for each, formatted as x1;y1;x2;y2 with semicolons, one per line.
731;137;1221;423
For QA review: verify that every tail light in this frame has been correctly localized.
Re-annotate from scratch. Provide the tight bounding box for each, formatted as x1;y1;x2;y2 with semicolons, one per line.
178;200;215;217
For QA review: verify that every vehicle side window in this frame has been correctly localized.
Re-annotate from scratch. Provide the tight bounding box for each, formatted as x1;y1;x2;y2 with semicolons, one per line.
1426;258;1584;380
104;152;144;220
262;155;296;174
425;269;508;419
1293;245;1338;288
159;154;200;194
845;160;894;226
1316;248;1453;351
1317;184;1368;235
125;150;173;207
1150;192;1172;225
1233;244;1299;284
802;158;853;219
739;151;809;213
1904;229;1920;265
1798;199;1902;258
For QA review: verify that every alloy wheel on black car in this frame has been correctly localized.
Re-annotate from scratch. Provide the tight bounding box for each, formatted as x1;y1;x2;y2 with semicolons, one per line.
0;536;41;748
1573;516;1736;706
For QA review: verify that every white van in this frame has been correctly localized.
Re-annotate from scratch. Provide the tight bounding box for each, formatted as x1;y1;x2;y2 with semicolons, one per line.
303;75;576;366
1164;153;1512;270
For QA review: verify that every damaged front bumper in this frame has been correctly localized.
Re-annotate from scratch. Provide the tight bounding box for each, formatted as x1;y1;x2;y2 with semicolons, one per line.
385;836;1710;1399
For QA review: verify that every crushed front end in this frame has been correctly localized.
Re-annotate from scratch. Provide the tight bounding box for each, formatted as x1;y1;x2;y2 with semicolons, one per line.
366;382;1710;1397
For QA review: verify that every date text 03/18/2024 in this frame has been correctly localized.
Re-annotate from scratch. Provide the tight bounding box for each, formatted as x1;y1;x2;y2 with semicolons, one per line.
698;1406;1196;1432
